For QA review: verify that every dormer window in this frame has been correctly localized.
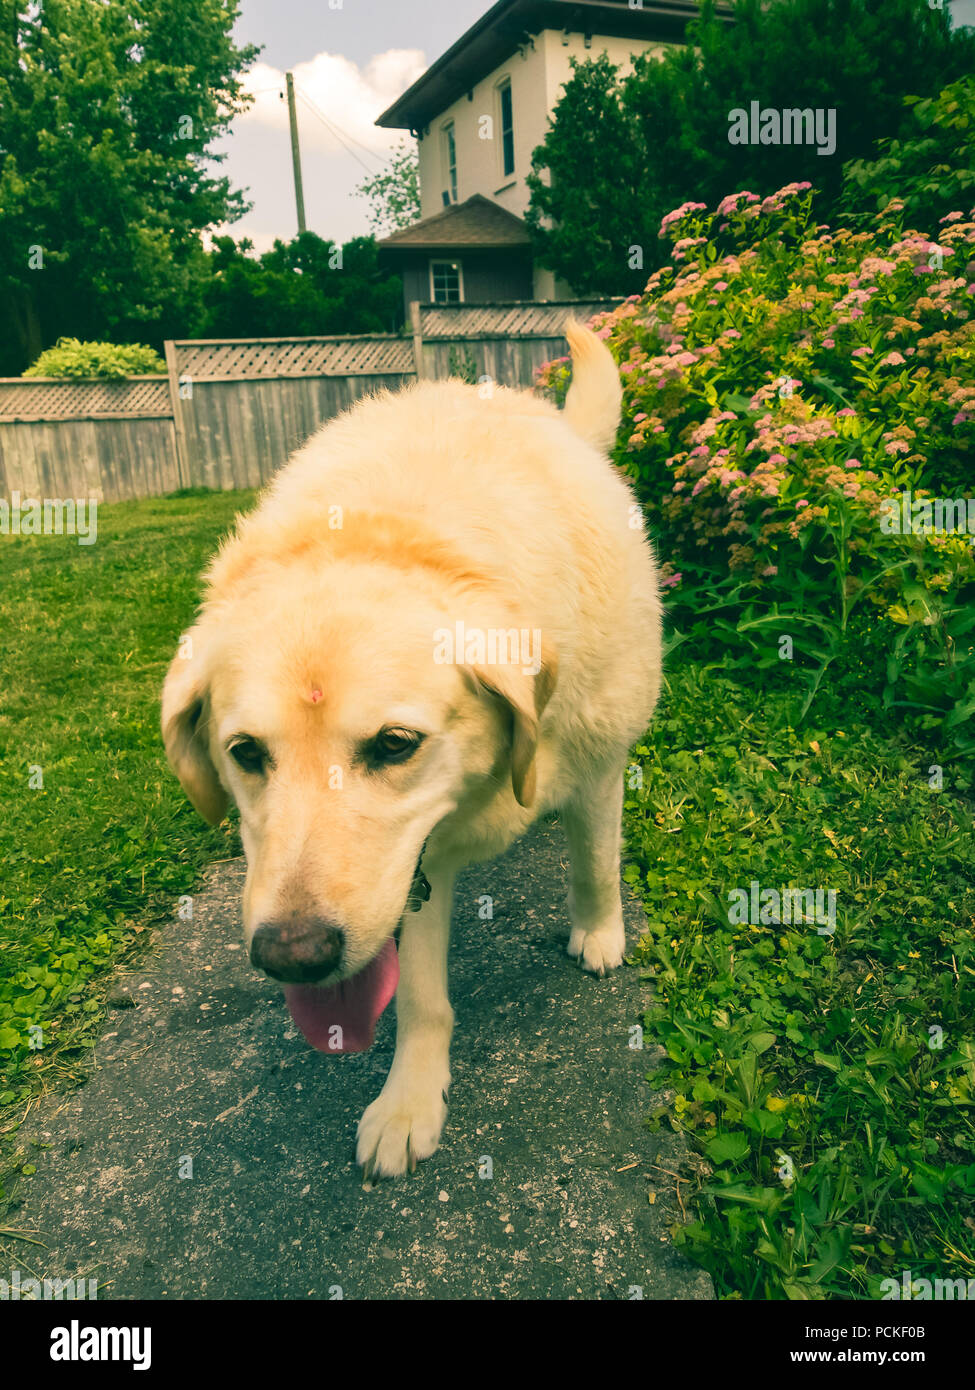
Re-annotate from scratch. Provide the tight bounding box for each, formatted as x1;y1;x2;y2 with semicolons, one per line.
442;122;458;203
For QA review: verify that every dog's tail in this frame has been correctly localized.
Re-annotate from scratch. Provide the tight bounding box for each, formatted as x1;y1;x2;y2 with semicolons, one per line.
562;319;623;455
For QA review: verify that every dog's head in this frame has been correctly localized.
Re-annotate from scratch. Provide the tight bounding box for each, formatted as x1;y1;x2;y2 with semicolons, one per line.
162;554;556;1001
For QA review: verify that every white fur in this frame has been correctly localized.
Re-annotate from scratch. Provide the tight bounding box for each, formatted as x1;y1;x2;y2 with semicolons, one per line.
162;323;662;1179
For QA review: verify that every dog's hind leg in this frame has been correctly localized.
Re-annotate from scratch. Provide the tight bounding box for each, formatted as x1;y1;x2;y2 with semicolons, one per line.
356;861;456;1181
562;768;627;977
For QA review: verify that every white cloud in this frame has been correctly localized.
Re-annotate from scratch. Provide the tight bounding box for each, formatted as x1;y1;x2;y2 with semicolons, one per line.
207;48;426;248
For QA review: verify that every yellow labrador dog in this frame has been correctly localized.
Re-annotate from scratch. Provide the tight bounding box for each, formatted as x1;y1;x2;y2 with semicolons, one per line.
162;322;662;1179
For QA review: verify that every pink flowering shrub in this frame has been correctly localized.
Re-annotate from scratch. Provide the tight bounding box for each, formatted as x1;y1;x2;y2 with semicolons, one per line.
537;184;975;744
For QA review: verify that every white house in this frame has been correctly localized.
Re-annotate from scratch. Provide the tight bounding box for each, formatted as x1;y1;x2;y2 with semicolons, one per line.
376;0;712;309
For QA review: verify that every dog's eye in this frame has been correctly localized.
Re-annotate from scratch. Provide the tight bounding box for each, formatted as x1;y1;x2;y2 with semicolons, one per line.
228;738;268;775
373;728;423;765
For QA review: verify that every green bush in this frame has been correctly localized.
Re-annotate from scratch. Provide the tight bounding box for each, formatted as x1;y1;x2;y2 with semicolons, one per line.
540;183;975;752
23;338;166;379
842;75;975;234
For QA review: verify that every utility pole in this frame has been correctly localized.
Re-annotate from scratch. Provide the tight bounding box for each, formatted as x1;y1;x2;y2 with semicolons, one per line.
284;72;307;234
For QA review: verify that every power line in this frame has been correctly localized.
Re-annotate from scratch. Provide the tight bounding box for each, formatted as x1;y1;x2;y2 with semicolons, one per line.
297;87;384;162
248;80;387;176
295;89;377;174
294;87;382;176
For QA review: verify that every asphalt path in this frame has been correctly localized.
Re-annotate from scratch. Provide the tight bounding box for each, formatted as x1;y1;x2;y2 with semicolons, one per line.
9;815;713;1301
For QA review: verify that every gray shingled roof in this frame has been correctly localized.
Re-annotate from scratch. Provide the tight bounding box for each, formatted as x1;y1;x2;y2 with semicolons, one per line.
377;194;532;251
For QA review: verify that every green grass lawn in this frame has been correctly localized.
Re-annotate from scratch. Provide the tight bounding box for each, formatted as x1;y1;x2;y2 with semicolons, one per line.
1;489;972;1295
0;488;253;1184
625;662;975;1298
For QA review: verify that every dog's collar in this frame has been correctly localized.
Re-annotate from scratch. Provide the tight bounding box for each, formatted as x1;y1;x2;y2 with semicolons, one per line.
403;841;431;913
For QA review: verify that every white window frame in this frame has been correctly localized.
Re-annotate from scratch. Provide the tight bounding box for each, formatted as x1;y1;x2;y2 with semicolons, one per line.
429;259;464;304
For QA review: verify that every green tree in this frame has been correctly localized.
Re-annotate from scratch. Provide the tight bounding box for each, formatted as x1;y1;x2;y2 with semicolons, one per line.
524;54;647;296
194;232;402;337
355;139;420;235
840;74;975;230
0;0;259;374
526;0;975;294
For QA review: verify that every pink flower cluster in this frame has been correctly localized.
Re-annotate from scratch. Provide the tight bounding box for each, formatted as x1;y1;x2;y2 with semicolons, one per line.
658;201;708;239
537;187;975;594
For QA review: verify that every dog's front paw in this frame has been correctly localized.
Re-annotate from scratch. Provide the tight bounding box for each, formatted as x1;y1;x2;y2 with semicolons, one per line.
567;920;625;977
356;1080;448;1180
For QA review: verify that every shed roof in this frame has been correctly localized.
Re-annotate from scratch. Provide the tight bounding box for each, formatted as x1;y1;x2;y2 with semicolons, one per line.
378;194;533;251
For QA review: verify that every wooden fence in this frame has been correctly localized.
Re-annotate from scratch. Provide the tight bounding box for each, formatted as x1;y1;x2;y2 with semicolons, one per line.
165;336;414;492
0;300;620;504
0;377;179;503
412;299;621;385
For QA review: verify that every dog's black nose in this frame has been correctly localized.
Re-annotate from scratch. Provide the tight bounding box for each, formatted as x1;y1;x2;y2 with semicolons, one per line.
250;919;344;983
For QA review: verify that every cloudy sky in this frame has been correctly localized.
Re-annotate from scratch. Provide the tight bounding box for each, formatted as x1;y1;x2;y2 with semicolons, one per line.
213;0;975;253
210;0;488;251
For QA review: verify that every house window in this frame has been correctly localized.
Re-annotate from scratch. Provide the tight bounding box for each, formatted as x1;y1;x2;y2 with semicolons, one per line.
442;122;457;203
498;80;514;177
430;260;463;304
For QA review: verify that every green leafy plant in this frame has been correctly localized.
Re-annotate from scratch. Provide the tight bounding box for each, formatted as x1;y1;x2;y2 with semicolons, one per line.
842;75;975;232
23;338;166;379
447;346;478;384
539;181;975;751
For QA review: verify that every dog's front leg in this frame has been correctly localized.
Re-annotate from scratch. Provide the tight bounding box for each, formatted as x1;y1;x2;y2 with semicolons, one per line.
356;862;455;1180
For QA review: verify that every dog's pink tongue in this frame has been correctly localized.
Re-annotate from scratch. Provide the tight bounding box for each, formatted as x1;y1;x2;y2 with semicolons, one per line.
282;939;399;1053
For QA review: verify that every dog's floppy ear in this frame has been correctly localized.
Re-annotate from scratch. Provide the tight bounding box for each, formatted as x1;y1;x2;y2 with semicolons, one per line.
161;623;228;826
467;643;558;809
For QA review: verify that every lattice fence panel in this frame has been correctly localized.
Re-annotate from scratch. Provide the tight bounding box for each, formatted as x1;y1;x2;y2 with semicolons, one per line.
174;336;414;380
418;299;622;339
0;376;170;419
